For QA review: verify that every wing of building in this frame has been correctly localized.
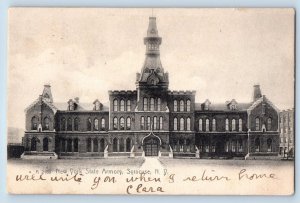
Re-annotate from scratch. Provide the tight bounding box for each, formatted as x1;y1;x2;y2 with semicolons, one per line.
22;17;280;160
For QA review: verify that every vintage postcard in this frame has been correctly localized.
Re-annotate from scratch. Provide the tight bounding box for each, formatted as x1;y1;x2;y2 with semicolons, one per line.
7;8;294;195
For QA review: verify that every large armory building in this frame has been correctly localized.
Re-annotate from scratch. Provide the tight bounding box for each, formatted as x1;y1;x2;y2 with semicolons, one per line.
22;17;280;159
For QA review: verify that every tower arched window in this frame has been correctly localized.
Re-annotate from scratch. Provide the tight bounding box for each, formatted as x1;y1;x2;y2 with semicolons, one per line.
143;98;148;111
180;100;184;112
157;98;161;111
120;100;125;111
150;98;155;111
127;100;131;111
206;119;210;132
113;117;118;130
212;119;216;131
187;117;191;131
255;117;260;131
225;118;229;131
174;117;178;131
239;118;242;132
87;118;92;131
159;116;163;130
120;117;125;130
67;117;72;131
267;118;272;131
101;118;105;130
147;116;151;130
180;118;184;131
113;99;118;111
94;118;99;131
232;119;236;131
126;117;131;130
199;119;203;131
187;100;191;112
74;117;79;131
31;116;38;130
140;117;145;130
174;100;178;112
153;116;157;130
43;117;50;130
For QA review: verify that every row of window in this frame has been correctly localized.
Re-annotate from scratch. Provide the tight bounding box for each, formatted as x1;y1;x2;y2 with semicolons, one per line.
60;117;106;131
173;117;191;131
173;99;191;112
198;118;243;132
113;117;132;130
140;116;163;130
31;116;50;130
255;117;272;131
113;99;131;112
143;98;161;111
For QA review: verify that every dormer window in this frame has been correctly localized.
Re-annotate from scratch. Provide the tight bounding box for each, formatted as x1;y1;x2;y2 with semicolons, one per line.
204;99;211;111
94;100;101;111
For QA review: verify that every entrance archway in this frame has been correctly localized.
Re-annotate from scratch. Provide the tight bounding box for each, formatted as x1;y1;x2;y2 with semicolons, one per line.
144;137;159;156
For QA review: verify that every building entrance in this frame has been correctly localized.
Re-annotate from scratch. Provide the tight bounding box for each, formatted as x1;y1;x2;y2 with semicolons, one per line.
144;137;159;156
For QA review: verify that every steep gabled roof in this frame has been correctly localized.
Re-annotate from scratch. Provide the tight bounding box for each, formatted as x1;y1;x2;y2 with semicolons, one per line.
24;97;58;114
247;96;279;113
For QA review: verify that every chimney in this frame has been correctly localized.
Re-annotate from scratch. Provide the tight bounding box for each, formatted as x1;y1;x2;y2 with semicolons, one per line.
42;83;53;103
253;84;262;102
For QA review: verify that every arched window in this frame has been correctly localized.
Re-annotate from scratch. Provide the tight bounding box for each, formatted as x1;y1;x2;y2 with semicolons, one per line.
120;100;125;111
67;139;72;152
119;138;124;152
61;117;66;131
113;138;118;152
174;117;178;131
93;138;98;152
267;118;272;131
74;117;79;131
187;117;191;131
127;100;131;111
100;139;105;152
74;138;79;152
237;139;243;152
159;117;163;130
87;138;91;152
267;138;272;152
143;98;148;111
150;98;155;111
180;118;184;131
101;118;105;130
180;100;184;112
232;119;236;131
126;138;131;152
43;137;49;151
147;116;151;130
94;118;99;131
113;99;118;111
255;117;260;131
62;139;66;152
199;119;203;131
157;98;161;111
206;119;210;132
174;100;178;112
43;117;50;130
153;116;157;130
120;117;125;130
225;118;229;131
255;138;260;152
87;118;92;131
126;117;131;130
31;137;37;151
187;100;191;112
212;119;216;131
113;117;118;130
31;116;38;130
239;118;242;132
140;116;145;130
67;117;72;131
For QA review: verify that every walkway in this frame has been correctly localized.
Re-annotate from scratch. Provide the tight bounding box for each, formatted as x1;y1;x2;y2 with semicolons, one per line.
140;157;165;171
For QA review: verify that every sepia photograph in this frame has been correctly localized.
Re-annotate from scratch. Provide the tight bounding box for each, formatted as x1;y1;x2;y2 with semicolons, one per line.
6;8;294;195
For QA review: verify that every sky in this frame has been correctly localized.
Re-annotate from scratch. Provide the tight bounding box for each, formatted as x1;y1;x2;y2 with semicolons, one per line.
8;8;294;130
